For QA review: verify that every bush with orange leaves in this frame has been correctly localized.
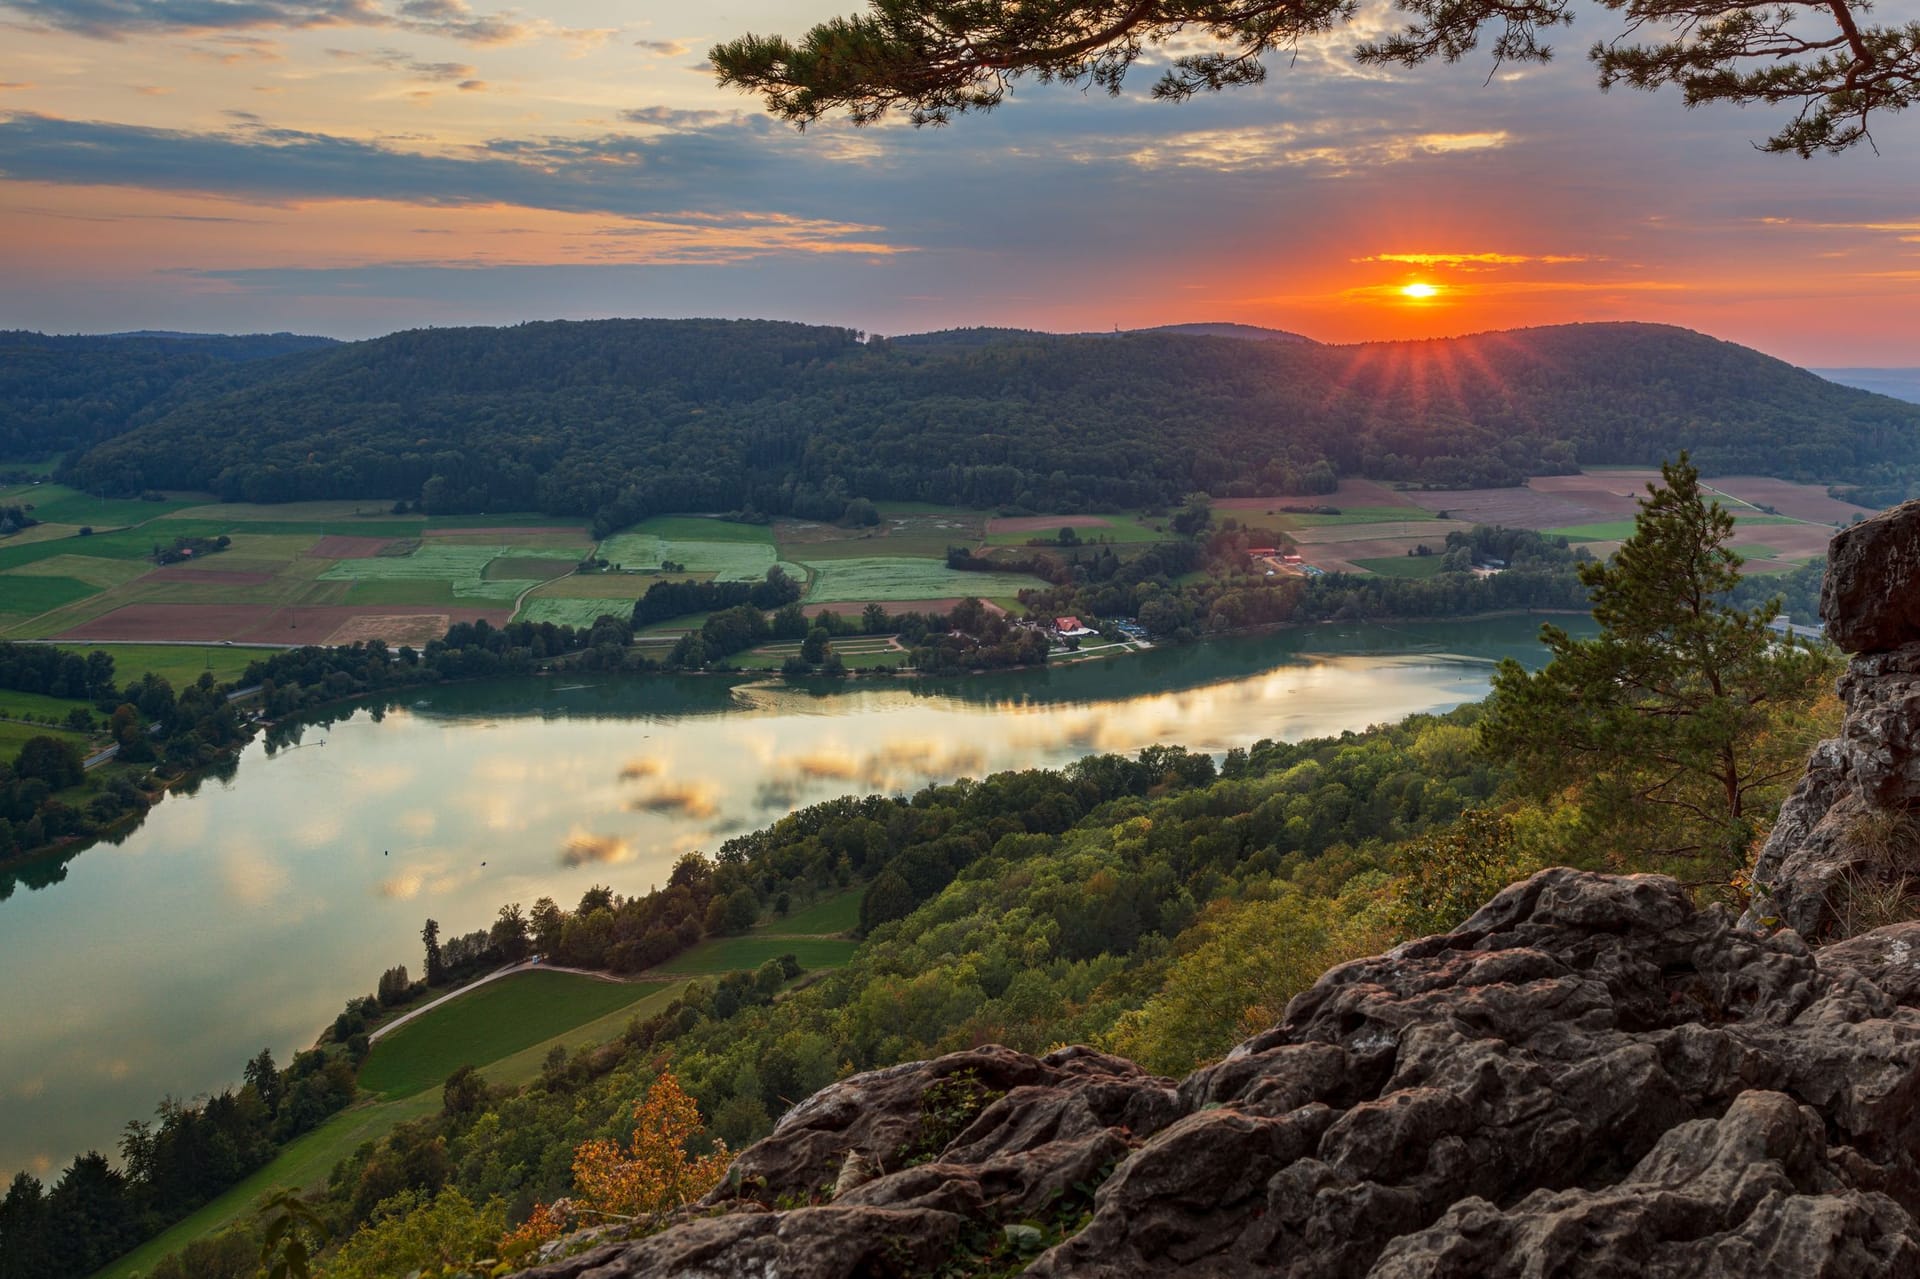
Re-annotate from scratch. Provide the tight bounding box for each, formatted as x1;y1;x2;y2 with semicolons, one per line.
498;1069;731;1265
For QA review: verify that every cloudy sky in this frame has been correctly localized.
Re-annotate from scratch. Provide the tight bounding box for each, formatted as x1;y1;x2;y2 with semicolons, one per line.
0;0;1915;363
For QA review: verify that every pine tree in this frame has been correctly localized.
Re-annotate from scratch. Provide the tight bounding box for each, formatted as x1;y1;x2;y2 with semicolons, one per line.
1481;454;1835;879
421;919;446;987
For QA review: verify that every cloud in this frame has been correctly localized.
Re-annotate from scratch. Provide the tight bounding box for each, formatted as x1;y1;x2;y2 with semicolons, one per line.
620;105;737;130
629;780;721;819
633;38;689;56
618;756;664;780
560;828;633;866
0;83;34;91
331;46;478;81
0;0;528;43
378;868;427;899
1118;125;1510;173
1354;252;1594;269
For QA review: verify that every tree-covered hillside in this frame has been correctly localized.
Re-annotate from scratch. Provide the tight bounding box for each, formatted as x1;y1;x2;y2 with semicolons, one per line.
0;331;336;462
38;319;1920;530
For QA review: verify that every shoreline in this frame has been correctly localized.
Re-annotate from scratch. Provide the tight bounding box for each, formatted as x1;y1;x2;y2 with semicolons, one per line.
1;607;1594;874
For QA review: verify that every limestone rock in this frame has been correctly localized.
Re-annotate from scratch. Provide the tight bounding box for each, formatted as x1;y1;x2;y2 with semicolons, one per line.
1748;643;1920;938
1823;499;1920;653
517;869;1920;1279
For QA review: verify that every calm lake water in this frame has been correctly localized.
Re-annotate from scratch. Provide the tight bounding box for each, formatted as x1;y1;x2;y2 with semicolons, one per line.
0;616;1592;1179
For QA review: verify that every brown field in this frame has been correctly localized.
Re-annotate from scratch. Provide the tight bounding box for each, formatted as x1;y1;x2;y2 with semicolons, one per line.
1527;473;1659;519
1214;479;1415;512
1313;533;1443;560
58;602;509;643
322;614;459;646
147;568;278;586
1290;520;1476;545
1707;476;1877;525
1401;486;1601;527
309;535;396;559
1732;523;1837;560
985;515;1116;534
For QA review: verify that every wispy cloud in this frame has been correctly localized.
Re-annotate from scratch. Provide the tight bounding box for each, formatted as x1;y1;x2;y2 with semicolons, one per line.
1355;252;1595;269
330;46;478;82
1;0;527;44
633;38;689;56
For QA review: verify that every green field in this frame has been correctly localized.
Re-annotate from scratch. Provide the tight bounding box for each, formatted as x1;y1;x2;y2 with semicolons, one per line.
647;935;860;975
1732;543;1780;561
0;719;88;757
1549;514;1801;542
1352;555;1449;578
776;888;864;934
801;557;1050;603
483;556;577;581
345;578;459;606
1276;505;1431;528
0;687;95;721
597;527;787;582
93;979;688;1279
318;544;571;602
984;515;1168;547
1;484;199;527
616;515;775;544
517;597;636;628
358;972;671;1099
0;574;99;614
53;643;266;687
91;1091;442;1279
8;554;160;588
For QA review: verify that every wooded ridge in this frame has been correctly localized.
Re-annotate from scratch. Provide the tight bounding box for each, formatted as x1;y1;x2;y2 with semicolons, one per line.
13;320;1917;530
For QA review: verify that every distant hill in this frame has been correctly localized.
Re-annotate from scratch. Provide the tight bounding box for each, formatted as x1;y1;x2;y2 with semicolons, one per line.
1130;322;1316;343
24;319;1920;528
0;330;337;461
1813;368;1920;405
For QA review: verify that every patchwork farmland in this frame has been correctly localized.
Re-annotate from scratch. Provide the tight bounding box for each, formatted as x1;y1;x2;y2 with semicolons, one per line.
0;469;1852;645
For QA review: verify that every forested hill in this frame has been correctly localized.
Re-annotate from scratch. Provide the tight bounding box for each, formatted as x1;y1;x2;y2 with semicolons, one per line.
38;318;1920;529
0;330;336;462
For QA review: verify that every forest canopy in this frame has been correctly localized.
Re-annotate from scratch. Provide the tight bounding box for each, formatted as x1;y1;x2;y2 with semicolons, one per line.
33;319;1920;531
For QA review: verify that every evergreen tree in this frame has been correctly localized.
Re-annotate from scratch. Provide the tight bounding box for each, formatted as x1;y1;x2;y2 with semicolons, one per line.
1481;454;1835;879
421;919;446;987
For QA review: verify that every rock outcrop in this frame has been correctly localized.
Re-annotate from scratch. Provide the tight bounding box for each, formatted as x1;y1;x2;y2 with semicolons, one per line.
1748;500;1920;938
522;870;1920;1278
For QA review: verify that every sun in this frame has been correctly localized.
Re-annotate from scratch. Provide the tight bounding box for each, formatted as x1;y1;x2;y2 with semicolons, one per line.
1400;281;1440;300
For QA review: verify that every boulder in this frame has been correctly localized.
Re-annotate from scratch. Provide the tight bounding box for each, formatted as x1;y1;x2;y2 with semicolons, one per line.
1822;499;1920;654
518;869;1920;1279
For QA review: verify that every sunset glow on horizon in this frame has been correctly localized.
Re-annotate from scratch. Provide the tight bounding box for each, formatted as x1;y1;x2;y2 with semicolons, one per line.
0;0;1914;363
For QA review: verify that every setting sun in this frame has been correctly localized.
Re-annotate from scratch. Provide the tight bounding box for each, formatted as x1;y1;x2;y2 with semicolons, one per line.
1401;282;1441;300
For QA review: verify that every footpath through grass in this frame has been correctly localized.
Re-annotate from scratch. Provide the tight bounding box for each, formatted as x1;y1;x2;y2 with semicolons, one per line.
359;970;671;1099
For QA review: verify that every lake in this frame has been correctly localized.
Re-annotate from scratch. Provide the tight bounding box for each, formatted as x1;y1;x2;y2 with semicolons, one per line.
0;615;1592;1180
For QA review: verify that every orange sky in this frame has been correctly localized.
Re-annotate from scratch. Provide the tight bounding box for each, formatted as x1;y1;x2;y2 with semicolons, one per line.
0;0;1916;363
